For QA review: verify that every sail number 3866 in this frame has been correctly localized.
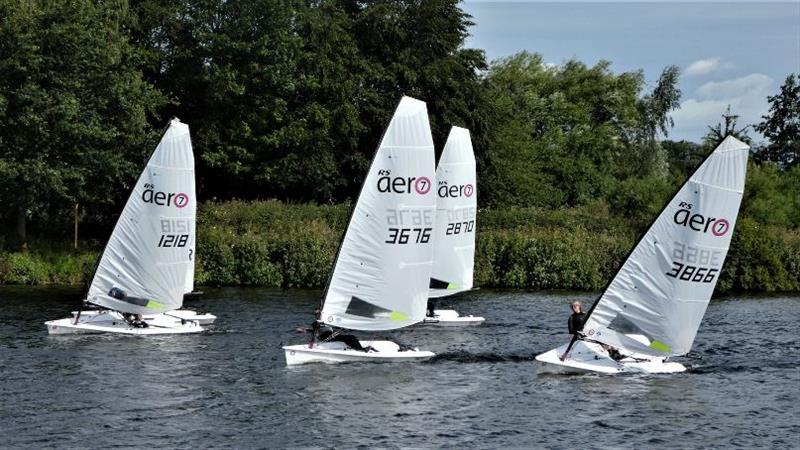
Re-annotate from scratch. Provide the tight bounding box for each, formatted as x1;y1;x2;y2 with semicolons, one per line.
666;262;718;283
667;242;722;283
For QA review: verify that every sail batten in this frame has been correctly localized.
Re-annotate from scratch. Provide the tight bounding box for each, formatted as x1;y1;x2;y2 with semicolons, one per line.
88;119;196;315
582;136;749;357
429;127;477;299
321;97;436;331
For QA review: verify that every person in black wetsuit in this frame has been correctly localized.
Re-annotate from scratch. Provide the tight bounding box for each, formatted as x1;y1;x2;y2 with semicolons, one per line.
564;301;624;361
426;299;436;318
567;301;585;336
308;310;375;352
123;313;148;328
560;301;585;361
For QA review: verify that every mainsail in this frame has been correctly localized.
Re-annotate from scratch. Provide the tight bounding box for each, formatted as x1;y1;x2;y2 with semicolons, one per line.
581;136;749;357
429;126;477;298
321;96;436;331
88;119;196;315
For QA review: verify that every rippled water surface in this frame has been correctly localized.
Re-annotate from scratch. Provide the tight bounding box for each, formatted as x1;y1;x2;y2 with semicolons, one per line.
1;287;798;448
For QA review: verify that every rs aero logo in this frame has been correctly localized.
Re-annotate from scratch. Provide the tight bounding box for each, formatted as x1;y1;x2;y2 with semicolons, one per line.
673;201;730;237
142;183;189;209
377;169;431;195
438;181;474;198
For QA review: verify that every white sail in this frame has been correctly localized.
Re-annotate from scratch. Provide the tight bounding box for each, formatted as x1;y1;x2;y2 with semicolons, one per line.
581;136;749;357
429;126;477;298
321;97;436;331
88;119;196;315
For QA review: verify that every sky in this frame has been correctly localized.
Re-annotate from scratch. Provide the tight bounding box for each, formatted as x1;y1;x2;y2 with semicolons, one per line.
461;1;800;142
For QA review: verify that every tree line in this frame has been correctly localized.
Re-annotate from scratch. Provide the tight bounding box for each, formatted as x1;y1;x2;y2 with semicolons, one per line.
0;0;797;249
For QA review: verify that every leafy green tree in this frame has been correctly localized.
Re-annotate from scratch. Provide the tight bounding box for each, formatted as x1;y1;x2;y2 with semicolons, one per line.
479;52;649;207
0;0;164;248
662;140;706;178
631;65;681;177
127;0;486;202
341;0;488;198
740;163;800;228
754;73;799;169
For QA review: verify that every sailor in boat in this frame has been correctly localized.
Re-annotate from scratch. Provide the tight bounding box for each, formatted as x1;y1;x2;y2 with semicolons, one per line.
562;300;623;361
426;300;436;318
122;313;149;328
567;301;585;336
308;310;376;352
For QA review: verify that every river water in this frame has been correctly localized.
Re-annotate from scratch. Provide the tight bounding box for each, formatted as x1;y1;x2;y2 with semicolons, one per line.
0;287;797;449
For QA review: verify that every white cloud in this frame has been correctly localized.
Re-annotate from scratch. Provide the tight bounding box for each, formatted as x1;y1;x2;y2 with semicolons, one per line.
684;57;734;77
671;73;773;140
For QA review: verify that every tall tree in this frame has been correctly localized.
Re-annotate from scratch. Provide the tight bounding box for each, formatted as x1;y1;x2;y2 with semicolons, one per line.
479;52;648;207
127;0;487;202
703;105;752;148
632;65;682;177
0;0;164;247
754;73;799;169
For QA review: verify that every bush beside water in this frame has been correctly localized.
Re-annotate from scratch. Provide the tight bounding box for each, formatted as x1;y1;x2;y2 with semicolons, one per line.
1;201;798;293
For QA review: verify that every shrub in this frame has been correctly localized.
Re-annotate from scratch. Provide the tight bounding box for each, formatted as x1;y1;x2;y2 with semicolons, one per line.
0;253;50;284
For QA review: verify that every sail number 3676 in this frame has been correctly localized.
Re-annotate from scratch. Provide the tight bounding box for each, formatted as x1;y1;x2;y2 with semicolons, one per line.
386;227;432;244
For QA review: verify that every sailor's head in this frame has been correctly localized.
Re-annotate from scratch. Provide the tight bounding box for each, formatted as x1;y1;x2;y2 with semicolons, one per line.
314;308;321;320
571;301;582;313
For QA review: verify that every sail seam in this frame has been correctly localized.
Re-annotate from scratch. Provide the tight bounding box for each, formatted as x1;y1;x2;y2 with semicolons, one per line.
688;179;744;193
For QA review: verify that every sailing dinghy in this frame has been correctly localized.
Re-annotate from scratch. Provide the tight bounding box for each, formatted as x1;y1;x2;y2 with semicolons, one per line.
65;174;216;326
423;127;484;326
283;96;437;365
46;119;204;335
536;136;750;374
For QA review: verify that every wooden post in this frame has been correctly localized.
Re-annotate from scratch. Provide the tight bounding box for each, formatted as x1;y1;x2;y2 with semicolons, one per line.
73;203;79;250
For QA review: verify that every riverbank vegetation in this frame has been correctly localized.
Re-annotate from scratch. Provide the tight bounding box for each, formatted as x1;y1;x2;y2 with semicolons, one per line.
2;196;798;293
1;1;797;292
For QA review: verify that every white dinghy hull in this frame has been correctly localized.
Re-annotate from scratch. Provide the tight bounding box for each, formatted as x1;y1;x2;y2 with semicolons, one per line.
46;311;204;335
70;309;217;326
283;340;435;366
535;339;686;375
421;309;485;326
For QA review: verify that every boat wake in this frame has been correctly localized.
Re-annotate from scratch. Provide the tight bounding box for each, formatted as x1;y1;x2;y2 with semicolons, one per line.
427;350;538;363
